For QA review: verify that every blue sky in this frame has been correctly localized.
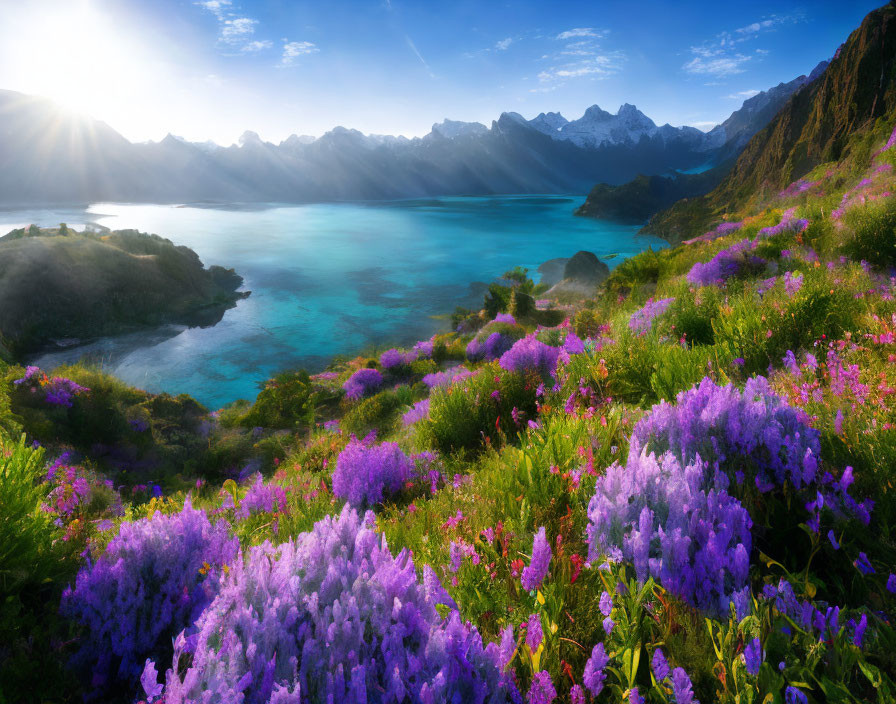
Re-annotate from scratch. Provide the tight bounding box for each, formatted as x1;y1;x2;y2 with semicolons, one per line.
0;0;883;143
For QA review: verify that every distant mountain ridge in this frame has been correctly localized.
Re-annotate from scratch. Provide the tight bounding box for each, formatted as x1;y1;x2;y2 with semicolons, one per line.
0;87;804;205
575;60;830;223
645;2;896;242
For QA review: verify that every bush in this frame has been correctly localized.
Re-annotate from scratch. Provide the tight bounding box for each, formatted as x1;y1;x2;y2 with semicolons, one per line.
61;503;238;697
341;389;406;437
842;199;896;267
153;506;517;704
240;370;320;429
422;363;539;453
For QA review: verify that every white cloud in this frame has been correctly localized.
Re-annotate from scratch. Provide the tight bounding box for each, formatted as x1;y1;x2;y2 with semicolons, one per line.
495;37;513;51
538;51;624;84
221;17;256;40
196;0;231;18
280;40;319;66
241;40;273;52
689;120;719;132
684;13;801;78
684;53;751;77
726;89;760;99
556;27;605;40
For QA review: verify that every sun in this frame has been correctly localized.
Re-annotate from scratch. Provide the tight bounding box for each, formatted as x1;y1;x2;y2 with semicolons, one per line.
11;0;158;123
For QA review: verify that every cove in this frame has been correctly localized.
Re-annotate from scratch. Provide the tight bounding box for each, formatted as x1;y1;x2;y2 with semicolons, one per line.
0;196;666;408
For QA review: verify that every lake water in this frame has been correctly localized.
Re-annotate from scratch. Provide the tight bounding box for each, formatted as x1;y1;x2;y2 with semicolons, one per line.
0;197;666;408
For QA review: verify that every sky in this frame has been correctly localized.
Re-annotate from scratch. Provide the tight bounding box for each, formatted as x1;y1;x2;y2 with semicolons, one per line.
0;0;884;145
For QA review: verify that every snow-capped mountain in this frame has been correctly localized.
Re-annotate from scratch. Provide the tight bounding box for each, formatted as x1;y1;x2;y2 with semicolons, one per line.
0;60;833;204
429;119;488;139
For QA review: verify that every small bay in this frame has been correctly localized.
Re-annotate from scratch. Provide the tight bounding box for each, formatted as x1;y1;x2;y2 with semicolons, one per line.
0;196;666;408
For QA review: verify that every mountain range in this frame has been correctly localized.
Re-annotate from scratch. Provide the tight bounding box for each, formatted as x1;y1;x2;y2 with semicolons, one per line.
645;3;896;242
0;69;824;205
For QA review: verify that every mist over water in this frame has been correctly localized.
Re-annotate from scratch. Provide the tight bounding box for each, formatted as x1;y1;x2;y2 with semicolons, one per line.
1;196;666;408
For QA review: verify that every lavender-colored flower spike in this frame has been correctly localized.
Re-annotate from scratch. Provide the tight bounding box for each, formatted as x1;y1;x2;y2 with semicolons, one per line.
583;642;609;696
521;527;552;592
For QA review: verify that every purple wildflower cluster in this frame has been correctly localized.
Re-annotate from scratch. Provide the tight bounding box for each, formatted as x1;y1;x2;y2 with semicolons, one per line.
343;367;383;400
683;220;744;245
763;578;870;649
402;398;431;425
413;339;435;358
151;506;517;704
494;312;516;324
61;502;238;692
757;209;810;239
686;240;768;287
779;179;817;198
379;348;418;369
14;365;89;407
467;332;515;362
237;473;287;519
422;366;473;389
628;297;675;334
631;377;820;492
586;450;752;615
784;271;804;296
332;437;412;507
498;336;564;377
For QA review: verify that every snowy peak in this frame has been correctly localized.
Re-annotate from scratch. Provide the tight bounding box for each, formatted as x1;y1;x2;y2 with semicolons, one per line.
528;112;569;135
430;119;488;139
557;103;658;148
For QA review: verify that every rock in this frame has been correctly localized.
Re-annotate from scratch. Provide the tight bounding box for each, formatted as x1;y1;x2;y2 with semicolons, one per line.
563;251;610;285
537;258;568;287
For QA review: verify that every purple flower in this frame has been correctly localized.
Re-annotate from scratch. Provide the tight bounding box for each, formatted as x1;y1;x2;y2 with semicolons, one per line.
521;527;552;592
785;686;808;704
850;613;868;648
157;506;517;703
61;503;238;693
887;573;896;593
467;332;514;362
827;530;840;550
332;439;412;507
569;684;585;704
599;590;613;616
237;474;287;519
141;660;164;701
525;613;543;651
528;671;557;704
671;667;697;704
494;312;516;324
855;552;875;575
687;240;766;286
380;348;417;369
402;398;430;425
629;298;675;334
784;271;804;296
652;648;670;681
629;687;645;704
343;367;383;400
499;336;564;377
602;616;615;634
583;642;609;696
743;637;763;676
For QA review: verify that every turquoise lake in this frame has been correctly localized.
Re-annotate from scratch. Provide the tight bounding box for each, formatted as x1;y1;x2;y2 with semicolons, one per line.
0;196;666;408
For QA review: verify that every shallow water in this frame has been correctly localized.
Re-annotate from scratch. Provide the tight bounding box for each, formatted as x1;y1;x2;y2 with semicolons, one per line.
1;196;666;408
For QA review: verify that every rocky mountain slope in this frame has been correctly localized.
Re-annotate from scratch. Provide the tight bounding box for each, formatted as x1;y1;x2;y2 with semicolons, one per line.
575;61;829;223
645;2;896;242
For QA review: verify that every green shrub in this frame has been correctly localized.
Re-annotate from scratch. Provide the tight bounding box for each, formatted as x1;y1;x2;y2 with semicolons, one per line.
842;198;896;267
240;370;320;429
341;389;408;437
421;363;539;453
